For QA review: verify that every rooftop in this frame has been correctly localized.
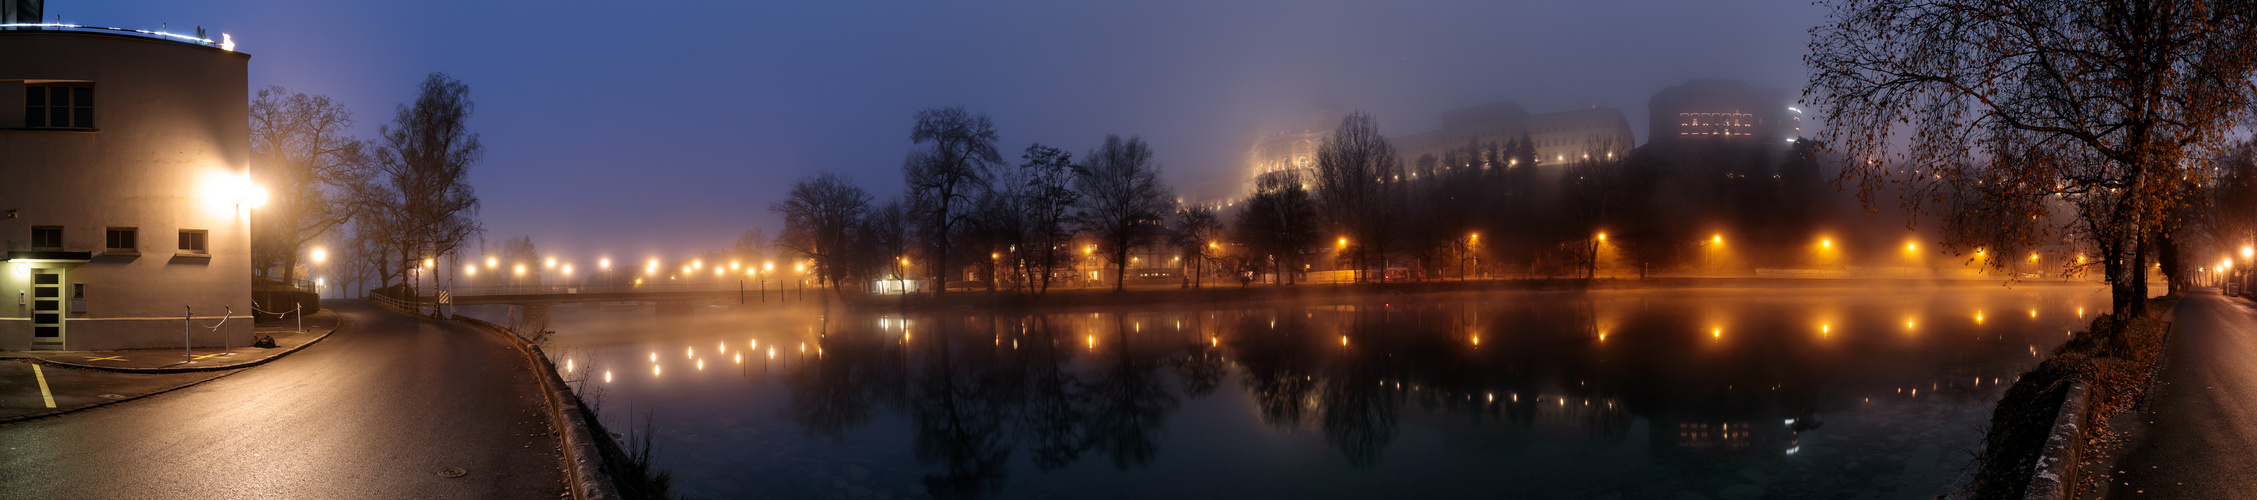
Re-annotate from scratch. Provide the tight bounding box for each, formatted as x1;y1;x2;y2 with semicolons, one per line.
0;22;234;51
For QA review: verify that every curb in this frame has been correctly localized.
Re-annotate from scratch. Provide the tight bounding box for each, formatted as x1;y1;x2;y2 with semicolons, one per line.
2024;380;2090;500
452;314;618;500
3;315;346;374
0;316;349;426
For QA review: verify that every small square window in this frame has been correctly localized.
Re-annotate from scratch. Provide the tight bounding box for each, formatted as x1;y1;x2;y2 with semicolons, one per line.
106;227;137;252
178;230;208;255
30;226;61;248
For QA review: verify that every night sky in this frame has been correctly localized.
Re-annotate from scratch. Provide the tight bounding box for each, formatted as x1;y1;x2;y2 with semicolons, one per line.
61;0;1824;263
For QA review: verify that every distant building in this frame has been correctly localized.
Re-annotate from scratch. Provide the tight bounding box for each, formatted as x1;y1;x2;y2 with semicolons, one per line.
1646;79;1801;150
1244;101;1635;193
0;23;255;350
1395;102;1635;169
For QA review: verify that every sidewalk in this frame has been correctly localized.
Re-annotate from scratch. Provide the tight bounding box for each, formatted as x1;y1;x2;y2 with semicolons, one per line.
0;310;342;423
2088;289;2257;498
0;309;341;372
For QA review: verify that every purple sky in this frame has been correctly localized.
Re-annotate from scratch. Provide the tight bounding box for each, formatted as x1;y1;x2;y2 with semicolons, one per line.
62;0;1826;264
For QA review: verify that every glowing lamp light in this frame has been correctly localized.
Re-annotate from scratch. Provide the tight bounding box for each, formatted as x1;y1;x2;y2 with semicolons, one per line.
600;258;612;269
220;33;235;51
487;257;499;268
545;258;557;268
2223;259;2234;270
1820;239;1831;248
514;265;526;275
310;248;327;263
2244;247;2254;259
1596;233;1607;241
563;265;574;275
464;265;476;276
1711;235;1722;244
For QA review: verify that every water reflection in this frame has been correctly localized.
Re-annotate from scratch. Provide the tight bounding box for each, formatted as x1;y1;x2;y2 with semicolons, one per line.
530;285;2107;499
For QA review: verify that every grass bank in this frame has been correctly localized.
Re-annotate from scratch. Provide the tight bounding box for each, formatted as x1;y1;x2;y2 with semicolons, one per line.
1960;295;2177;499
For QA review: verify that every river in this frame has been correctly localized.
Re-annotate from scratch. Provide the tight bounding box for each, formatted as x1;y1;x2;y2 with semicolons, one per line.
466;282;2110;499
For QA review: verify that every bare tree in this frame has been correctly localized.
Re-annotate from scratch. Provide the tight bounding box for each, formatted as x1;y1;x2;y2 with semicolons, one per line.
904;107;1003;296
772;172;873;289
1808;0;2257;318
368;72;485;299
1313;112;1404;283
1073;135;1173;292
1172;206;1222;288
1235;170;1321;284
249;86;369;283
1017;144;1080;295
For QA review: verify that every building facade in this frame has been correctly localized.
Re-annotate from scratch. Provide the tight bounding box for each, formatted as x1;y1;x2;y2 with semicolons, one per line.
0;26;255;350
1247;101;1636;193
1646;79;1800;149
1394;102;1635;169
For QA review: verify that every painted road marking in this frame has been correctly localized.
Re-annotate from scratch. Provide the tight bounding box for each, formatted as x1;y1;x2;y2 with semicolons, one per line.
191;353;227;360
84;355;125;361
32;364;56;408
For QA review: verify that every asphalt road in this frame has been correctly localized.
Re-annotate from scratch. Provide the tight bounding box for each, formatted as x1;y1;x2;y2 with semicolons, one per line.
2105;290;2257;498
0;300;566;499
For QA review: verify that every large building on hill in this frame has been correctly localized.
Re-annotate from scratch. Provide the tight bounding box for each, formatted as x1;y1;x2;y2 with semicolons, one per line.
1393;103;1635;169
1646;79;1801;150
0;21;255;350
1244;101;1634;192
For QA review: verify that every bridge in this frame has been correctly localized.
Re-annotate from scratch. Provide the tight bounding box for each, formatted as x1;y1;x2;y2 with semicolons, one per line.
431;283;814;306
371;282;819;335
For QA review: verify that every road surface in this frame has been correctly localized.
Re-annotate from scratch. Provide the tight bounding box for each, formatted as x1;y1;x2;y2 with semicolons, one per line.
0;300;566;499
2105;289;2257;498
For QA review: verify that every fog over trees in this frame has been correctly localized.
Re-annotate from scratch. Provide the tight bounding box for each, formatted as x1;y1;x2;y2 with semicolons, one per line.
744;104;1924;295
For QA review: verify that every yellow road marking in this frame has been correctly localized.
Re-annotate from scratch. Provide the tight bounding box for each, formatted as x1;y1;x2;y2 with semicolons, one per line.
32;364;56;408
191;354;226;360
84;355;124;361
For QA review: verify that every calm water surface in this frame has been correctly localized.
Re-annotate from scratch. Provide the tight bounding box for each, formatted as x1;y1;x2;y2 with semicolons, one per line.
472;283;2109;500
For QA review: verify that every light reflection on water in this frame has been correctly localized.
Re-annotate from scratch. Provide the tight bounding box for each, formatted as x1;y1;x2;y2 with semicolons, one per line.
473;284;2107;499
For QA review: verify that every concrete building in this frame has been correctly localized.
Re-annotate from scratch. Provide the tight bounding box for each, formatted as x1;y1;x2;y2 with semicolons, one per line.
1394;102;1635;169
1245;101;1635;192
1646;79;1801;149
0;22;255;350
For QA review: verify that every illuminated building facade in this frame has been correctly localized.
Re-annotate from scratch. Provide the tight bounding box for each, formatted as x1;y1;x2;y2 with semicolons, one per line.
0;24;255;350
1646;79;1800;149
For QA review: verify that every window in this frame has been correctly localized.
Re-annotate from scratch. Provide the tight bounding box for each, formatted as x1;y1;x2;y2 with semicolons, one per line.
105;228;137;252
24;85;94;129
30;226;61;248
178;230;208;255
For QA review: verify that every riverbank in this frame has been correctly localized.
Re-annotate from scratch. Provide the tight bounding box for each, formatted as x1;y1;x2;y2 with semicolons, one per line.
1960;295;2177;498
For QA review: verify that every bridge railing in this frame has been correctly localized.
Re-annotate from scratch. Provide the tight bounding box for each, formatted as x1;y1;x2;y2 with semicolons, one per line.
447;283;761;296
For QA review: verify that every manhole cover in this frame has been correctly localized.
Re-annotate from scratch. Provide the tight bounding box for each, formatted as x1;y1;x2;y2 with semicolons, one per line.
437;467;467;478
96;394;126;400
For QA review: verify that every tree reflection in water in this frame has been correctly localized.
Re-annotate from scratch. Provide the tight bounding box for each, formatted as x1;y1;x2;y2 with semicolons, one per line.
1080;314;1181;469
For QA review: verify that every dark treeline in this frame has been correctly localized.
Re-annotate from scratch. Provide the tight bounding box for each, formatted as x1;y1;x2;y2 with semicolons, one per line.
776;106;1870;294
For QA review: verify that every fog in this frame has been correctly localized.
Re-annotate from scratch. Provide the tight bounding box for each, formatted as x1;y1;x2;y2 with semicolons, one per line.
65;0;1826;260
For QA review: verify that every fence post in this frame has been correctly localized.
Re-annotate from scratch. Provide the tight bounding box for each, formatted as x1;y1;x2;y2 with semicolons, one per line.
184;306;193;364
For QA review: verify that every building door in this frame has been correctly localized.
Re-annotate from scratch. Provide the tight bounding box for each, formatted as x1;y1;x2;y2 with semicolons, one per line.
31;269;63;350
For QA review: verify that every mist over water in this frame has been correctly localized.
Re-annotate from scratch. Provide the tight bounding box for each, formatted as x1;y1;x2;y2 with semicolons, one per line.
462;283;2107;499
